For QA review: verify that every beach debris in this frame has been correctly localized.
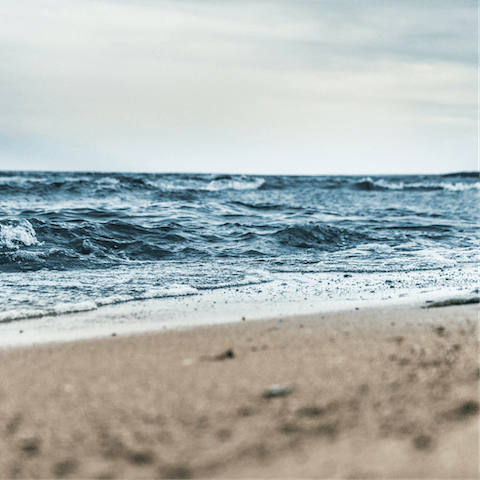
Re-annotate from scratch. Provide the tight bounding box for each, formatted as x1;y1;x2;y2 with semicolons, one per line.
263;382;294;399
200;348;235;362
448;400;479;420
242;316;246;321
182;358;196;366
425;297;479;308
214;348;235;360
434;326;446;337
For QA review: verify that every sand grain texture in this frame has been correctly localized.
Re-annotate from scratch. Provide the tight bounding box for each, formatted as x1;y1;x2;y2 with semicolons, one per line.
0;304;478;479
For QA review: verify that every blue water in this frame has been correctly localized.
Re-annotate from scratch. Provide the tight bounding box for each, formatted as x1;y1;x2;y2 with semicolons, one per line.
0;171;478;321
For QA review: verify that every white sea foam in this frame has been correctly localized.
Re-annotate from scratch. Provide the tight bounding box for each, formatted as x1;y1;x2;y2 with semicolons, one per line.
95;177;120;186
53;301;98;315
357;177;478;191
440;182;479;192
206;178;265;191
155;177;265;192
375;179;404;189
0;219;40;249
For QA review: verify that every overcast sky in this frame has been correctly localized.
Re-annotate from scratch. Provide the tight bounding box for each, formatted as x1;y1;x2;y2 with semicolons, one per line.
0;0;477;175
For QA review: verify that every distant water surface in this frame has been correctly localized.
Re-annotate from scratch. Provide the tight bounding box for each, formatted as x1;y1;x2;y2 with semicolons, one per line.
0;171;478;321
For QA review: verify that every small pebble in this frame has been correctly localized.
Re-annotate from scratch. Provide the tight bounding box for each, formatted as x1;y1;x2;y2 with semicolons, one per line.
263;383;294;399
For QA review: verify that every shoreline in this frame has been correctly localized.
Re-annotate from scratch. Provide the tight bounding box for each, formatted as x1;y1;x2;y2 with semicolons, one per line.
0;282;477;349
0;302;478;478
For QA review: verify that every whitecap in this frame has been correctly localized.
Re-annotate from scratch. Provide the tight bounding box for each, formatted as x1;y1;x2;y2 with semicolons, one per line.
206;177;265;191
440;182;479;192
0;219;40;249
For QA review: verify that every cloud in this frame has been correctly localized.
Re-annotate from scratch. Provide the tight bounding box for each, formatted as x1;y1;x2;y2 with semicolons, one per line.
0;0;477;174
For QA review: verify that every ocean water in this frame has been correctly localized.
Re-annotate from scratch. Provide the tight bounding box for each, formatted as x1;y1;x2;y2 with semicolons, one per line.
0;171;478;324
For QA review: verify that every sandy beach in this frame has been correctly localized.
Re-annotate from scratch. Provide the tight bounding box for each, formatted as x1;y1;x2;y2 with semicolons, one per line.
0;302;477;479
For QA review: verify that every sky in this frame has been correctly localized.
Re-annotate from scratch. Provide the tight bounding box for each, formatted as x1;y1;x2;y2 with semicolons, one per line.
0;0;477;175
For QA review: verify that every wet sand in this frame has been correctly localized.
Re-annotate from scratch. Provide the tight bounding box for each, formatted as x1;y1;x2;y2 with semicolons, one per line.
0;303;478;479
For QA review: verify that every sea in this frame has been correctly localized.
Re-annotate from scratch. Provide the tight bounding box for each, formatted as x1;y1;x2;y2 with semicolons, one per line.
0;171;478;329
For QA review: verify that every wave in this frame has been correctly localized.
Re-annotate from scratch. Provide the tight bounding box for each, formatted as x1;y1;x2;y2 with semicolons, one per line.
274;224;368;251
1;172;477;197
0;284;200;323
154;176;265;192
0;219;40;249
351;177;478;192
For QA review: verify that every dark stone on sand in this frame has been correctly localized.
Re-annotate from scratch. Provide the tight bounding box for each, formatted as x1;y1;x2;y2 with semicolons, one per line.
111;333;116;337
263;383;294;399
413;434;432;450
52;459;78;477
452;401;479;418
214;349;235;360
435;326;446;336
443;400;480;422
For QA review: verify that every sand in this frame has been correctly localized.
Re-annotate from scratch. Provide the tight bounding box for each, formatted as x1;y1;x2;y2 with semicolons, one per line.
0;303;477;479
